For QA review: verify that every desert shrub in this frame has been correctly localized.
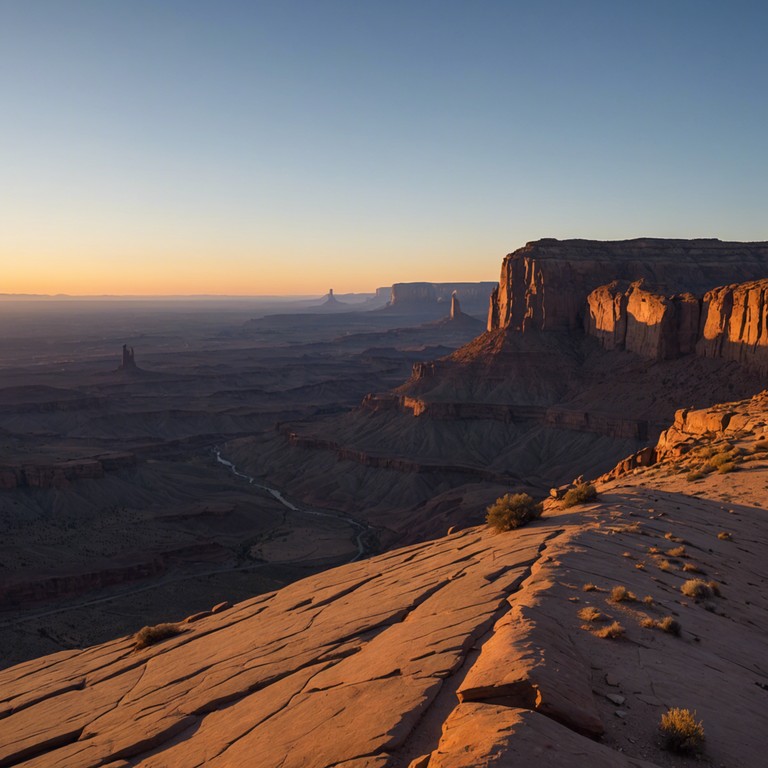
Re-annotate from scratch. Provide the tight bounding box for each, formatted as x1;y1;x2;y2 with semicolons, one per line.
134;622;183;650
707;580;722;597
582;582;598;592
562;482;597;508
666;545;686;557
595;621;625;639
710;451;734;467
717;531;733;541
683;562;704;574
578;606;608;622
648;546;661;554
681;579;713;599
640;616;655;628
486;493;542;532
659;708;705;754
657;559;672;571
609;585;636;603
657;616;682;636
686;470;705;482
717;461;736;474
642;595;654;606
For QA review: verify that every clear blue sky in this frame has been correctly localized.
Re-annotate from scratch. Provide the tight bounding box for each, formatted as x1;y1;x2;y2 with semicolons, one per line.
1;0;766;294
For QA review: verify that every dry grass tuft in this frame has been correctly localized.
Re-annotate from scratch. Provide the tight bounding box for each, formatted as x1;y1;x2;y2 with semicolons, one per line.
683;562;704;574
681;579;719;600
659;707;705;754
134;622;183;651
595;621;625;639
657;616;682;635
582;582;598;592
609;585;636;603
666;546;686;557
642;595;654;606
578;606;608;622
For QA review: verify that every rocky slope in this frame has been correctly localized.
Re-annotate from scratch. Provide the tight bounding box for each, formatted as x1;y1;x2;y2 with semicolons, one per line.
2;392;767;767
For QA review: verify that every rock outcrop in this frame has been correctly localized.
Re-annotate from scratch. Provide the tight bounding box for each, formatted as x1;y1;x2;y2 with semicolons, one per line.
488;238;768;333
585;277;768;372
118;344;136;371
697;280;768;371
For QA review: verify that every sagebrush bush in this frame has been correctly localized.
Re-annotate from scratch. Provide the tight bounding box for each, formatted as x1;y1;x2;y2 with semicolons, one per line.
659;708;705;754
486;493;542;532
134;622;183;650
562;482;597;508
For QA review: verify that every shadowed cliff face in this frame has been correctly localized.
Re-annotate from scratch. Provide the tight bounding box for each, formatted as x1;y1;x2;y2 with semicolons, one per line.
488;238;768;333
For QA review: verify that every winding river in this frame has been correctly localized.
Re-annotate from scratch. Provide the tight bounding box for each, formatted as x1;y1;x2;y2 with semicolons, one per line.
213;448;377;561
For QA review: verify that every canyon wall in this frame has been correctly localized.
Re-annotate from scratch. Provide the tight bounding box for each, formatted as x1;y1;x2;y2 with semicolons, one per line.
390;281;497;314
0;452;136;490
488;238;768;333
585;278;768;373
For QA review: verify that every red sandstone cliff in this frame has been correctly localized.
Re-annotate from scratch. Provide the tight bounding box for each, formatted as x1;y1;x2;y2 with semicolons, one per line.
488;238;768;333
585;278;768;373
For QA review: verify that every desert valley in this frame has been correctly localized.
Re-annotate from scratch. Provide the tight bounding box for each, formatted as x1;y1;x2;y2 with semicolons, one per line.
2;237;768;767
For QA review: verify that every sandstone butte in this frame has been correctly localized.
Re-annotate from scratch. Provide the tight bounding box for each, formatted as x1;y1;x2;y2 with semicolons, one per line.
2;391;768;767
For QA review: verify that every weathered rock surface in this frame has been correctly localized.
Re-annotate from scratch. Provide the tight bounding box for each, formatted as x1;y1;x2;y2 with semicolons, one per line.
586;281;701;359
488;237;768;333
4;392;768;767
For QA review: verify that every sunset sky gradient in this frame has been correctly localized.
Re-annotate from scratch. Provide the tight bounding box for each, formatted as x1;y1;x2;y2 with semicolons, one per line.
2;1;766;295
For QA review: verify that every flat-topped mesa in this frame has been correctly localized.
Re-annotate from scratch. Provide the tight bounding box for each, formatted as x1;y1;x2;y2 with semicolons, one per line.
391;281;497;314
487;238;768;333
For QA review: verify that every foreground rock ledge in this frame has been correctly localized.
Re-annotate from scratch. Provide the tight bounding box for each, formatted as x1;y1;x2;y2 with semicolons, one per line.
2;394;768;767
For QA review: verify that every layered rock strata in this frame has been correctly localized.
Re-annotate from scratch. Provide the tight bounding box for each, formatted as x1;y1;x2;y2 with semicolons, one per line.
488;238;768;333
585;278;768;371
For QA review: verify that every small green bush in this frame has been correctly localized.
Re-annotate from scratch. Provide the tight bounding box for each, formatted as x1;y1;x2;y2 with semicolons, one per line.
562;482;597;508
486;493;542;532
659;708;705;754
134;622;183;650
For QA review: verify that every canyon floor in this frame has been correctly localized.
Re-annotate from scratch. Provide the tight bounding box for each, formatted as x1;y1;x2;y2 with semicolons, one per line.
0;297;486;667
1;394;766;767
